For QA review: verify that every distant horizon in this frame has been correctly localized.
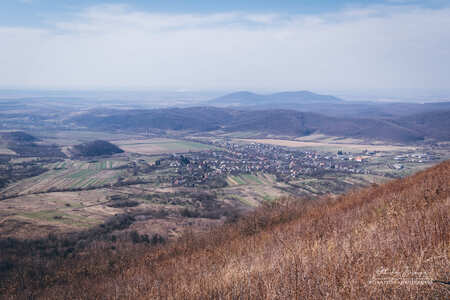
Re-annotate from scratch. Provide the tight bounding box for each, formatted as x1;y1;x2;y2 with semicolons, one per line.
1;87;450;103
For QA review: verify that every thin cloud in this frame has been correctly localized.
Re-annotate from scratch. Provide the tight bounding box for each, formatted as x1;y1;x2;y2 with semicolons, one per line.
0;4;449;91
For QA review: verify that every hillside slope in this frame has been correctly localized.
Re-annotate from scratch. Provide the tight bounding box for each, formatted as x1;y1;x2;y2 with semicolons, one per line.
4;161;449;299
396;110;450;141
69;107;234;132
0;131;38;143
0;131;65;158
225;110;425;142
206;92;450;119
67;107;446;143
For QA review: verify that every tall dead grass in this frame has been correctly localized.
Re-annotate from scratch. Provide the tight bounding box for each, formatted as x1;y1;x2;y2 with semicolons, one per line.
2;161;449;299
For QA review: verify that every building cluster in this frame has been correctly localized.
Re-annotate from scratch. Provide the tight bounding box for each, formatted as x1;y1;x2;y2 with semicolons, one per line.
156;141;376;186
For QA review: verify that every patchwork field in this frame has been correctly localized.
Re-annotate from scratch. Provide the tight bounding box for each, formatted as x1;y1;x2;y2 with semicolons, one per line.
0;182;241;239
222;171;389;208
0;158;128;197
221;173;287;206
294;133;370;144
113;138;219;155
226;173;275;186
0;189;121;238
235;138;416;153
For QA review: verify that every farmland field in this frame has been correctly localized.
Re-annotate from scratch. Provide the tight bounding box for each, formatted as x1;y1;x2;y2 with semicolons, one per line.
226;173;275;186
113;138;219;155
0;158;128;197
34;130;140;146
221;173;286;206
0;189;119;238
235;138;416;153
294;134;370;144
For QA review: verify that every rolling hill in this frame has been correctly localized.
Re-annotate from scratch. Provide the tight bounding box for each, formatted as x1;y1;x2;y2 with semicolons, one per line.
0;131;66;158
69;107;234;132
206;91;450;119
0;131;38;143
223;110;425;142
68;107;450;143
395;110;450;141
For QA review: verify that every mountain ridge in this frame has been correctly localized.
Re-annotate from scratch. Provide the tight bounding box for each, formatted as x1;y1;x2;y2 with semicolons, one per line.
68;107;450;143
205;91;450;119
207;90;343;106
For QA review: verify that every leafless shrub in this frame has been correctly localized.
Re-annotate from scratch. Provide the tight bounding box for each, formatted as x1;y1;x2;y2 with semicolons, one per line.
1;160;449;299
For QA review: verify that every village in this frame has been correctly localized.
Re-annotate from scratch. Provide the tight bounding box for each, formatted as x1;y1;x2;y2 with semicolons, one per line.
145;140;443;187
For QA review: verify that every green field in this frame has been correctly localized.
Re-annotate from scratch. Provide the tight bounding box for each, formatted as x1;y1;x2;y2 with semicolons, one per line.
47;159;126;189
234;138;416;154
20;210;96;228
1;158;129;197
51;159;123;171
35;130;138;146
114;138;221;155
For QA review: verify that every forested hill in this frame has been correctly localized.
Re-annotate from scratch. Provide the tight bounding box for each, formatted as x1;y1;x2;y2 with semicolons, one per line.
68;107;450;143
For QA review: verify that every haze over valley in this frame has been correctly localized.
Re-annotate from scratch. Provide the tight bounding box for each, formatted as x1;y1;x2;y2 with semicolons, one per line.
1;89;449;238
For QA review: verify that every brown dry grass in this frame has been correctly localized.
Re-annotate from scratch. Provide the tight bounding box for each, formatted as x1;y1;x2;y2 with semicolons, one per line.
2;161;449;299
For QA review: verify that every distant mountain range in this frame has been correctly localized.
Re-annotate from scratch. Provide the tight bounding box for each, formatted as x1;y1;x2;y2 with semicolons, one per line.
204;91;450;119
207;91;343;107
68;107;450;143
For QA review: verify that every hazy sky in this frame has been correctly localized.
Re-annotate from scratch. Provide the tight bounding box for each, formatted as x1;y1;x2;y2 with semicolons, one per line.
1;0;450;92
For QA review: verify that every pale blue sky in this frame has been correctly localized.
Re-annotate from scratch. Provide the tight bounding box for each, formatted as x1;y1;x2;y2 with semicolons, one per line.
2;1;449;26
1;1;450;92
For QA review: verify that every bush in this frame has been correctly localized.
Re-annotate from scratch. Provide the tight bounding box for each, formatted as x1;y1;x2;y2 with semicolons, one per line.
107;200;140;208
180;208;201;218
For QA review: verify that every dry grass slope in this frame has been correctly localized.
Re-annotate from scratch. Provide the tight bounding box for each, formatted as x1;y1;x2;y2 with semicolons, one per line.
2;161;449;299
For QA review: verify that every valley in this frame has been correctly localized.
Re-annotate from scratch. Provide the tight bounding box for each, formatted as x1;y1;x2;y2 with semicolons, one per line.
1;123;448;240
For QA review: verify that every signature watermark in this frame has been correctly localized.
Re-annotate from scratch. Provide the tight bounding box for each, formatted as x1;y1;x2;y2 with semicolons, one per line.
369;267;433;285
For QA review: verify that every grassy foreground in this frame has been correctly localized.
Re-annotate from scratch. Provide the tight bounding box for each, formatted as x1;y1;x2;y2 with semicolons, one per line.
1;161;449;299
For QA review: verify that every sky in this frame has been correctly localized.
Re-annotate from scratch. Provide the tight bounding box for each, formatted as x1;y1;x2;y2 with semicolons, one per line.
1;0;450;94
